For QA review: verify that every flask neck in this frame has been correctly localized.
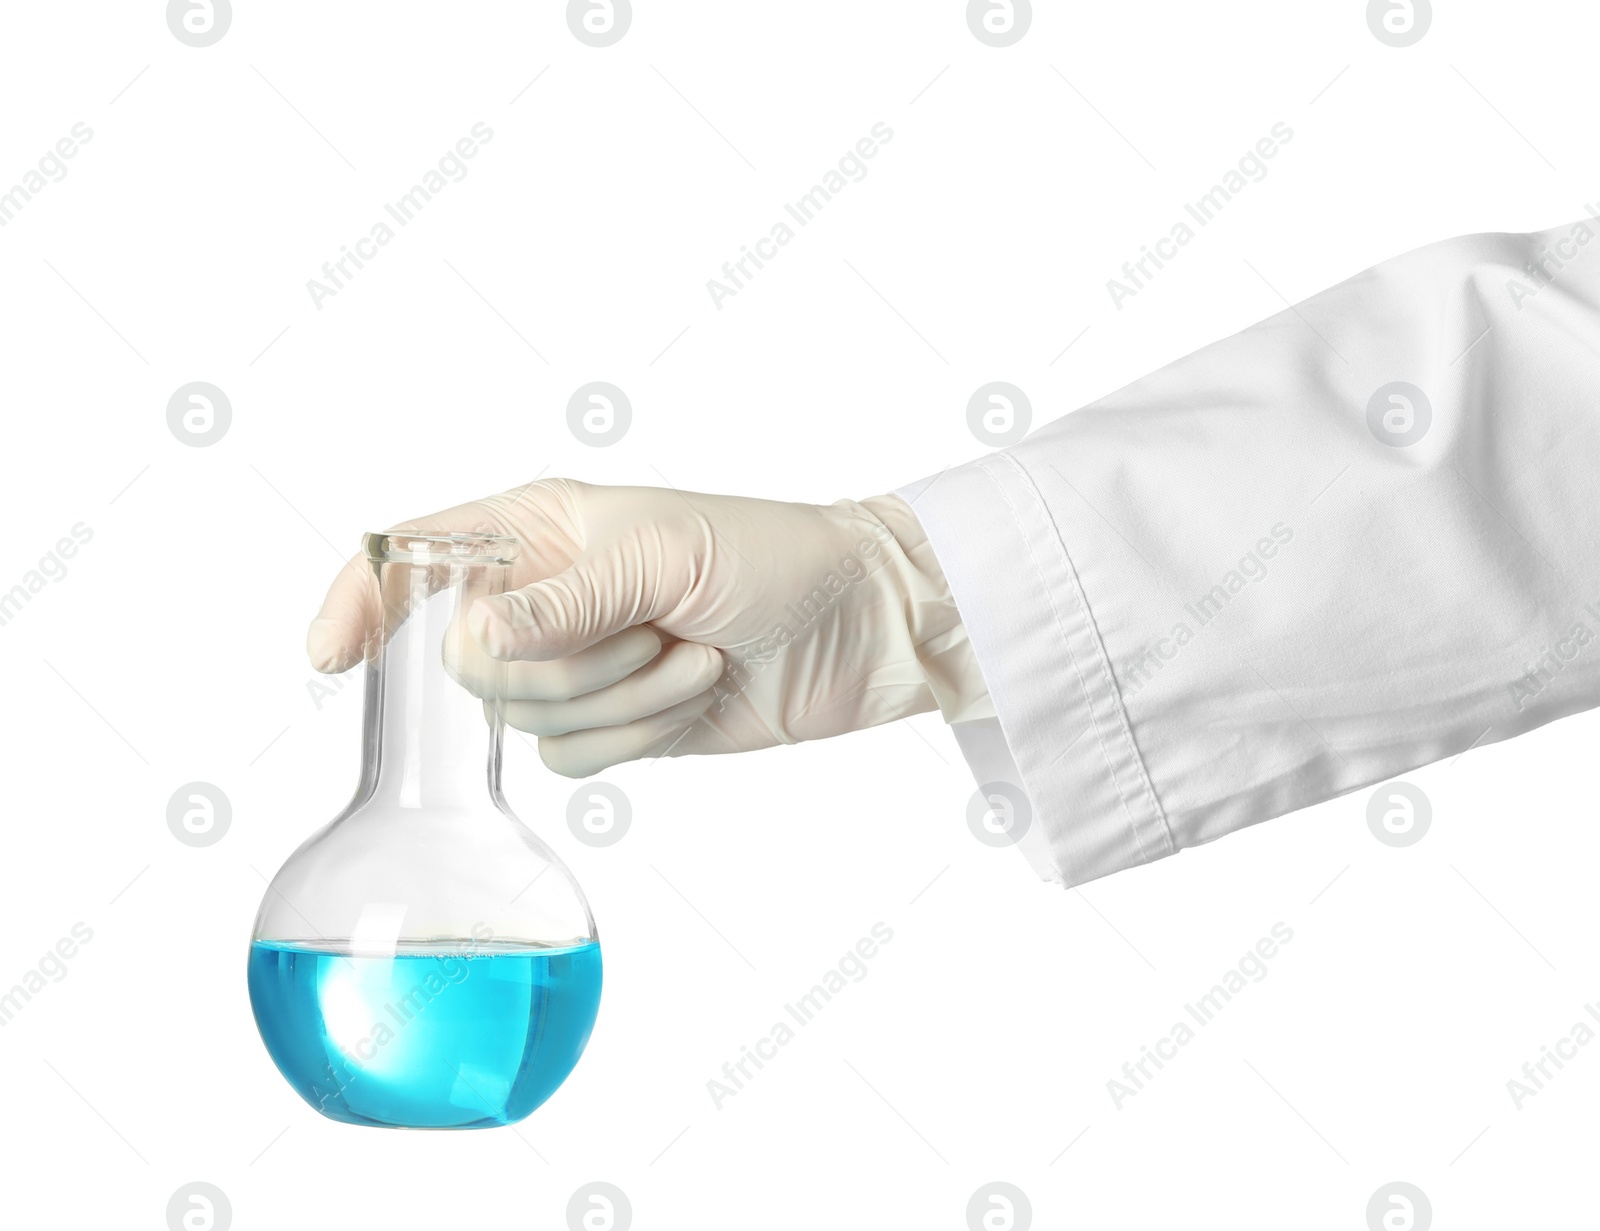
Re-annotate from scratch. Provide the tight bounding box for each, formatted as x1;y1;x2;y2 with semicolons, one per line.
359;541;514;812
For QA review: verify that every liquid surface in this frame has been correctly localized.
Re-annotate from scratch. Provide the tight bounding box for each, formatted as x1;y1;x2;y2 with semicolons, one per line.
248;939;601;1129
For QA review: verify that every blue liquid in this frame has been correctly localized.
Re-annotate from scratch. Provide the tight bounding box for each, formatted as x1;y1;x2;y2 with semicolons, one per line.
248;939;601;1129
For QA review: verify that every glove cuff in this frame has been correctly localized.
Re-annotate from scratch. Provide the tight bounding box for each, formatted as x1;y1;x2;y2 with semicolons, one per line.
858;493;996;725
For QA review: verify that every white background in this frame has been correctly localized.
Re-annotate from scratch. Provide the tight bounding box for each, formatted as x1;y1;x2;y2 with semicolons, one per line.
1;1;1596;1227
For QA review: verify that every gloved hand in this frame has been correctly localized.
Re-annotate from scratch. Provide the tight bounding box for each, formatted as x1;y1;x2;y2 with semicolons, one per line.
307;479;992;777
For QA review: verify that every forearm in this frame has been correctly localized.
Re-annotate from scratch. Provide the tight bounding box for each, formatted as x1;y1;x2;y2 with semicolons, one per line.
905;218;1600;885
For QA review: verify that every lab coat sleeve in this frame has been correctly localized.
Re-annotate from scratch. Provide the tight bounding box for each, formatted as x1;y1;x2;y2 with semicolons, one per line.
901;218;1600;887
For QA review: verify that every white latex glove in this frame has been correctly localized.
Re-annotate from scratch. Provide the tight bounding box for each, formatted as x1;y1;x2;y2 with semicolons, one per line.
307;479;992;777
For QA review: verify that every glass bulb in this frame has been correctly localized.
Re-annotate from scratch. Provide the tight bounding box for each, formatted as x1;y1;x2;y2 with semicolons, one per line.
248;531;601;1129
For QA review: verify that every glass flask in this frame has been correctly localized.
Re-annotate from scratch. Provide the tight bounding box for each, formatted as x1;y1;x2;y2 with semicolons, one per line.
249;531;601;1129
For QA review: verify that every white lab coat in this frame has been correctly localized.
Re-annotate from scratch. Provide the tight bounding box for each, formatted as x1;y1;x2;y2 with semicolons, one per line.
903;218;1600;886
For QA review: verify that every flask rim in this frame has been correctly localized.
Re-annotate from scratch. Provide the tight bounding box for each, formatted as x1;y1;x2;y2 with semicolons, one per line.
364;530;520;565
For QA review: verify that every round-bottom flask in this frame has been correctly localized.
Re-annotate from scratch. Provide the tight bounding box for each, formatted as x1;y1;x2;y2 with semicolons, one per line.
249;531;600;1129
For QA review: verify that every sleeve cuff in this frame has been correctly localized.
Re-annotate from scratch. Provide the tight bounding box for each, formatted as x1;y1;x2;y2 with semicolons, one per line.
898;455;1174;887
